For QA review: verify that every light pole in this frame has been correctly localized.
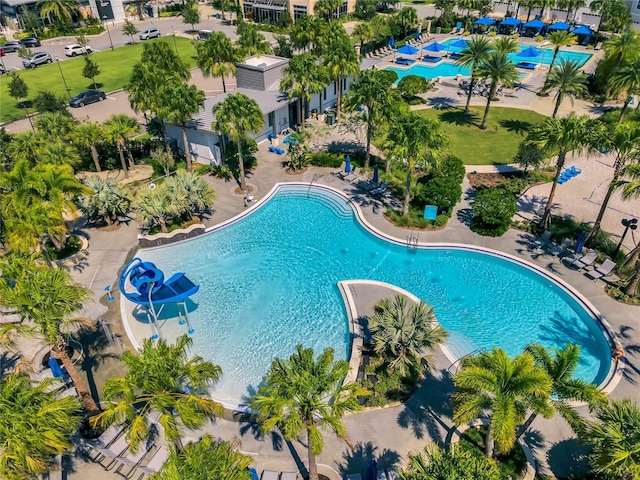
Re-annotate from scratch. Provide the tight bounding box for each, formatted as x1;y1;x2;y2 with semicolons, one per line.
55;58;71;100
614;218;638;257
103;15;114;51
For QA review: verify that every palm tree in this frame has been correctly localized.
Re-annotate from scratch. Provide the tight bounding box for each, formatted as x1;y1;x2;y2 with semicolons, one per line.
0;374;81;479
135;184;173;233
558;0;586;21
579;399;640;478
280;53;328;130
213;93;265;191
160;84;205;172
609;58;640;123
452;348;552;457
93;335;223;452
236;22;273;57
387;111;447;215
75;121;103;172
368;295;448;376
455;36;492;114
323;35;360;121
543;31;578;87
541;60;589;117
402;443;502;480
153;435;253;480
251;345;364;480
602;29;640;69
35;111;76;142
163;171;215;219
529;114;591;227
196;31;237;94
37;0;79;25
618;164;640;295
585;122;640;246
78;176;132;226
39;142;81;167
352;21;375;51
492;36;519;54
0;261;100;415
343;69;399;168
516;343;606;439
477;51;519;129
104;114;139;179
289;15;327;53
6;131;42;164
395;6;418;38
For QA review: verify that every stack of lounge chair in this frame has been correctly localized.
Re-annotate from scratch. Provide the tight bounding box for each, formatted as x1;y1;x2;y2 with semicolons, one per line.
516;61;539;70
421;55;442;63
531;230;552;250
585;259;617;282
558;165;581;184
371;182;388;196
567;249;597;270
268;145;285;155
395;57;416;66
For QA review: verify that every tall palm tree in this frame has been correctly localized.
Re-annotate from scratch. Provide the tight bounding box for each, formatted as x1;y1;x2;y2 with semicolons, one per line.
352;21;375;51
402;443;502;480
541;59;589;117
585;122;640;246
36;0;79;25
75;121;103;172
492;36;519;54
344;69;399;168
602;28;640;69
455;36;492;114
289;15;327;53
160;84;205;172
579;399;640;478
386;112;447;215
452;348;552;457
557;0;586;21
280;53;328;130
516;343;606;439
250;345;365;480
78;176;132;226
395;6;418;38
153;435;253;480
618;164;640;295
236;22;273;57
0;261;100;415
213;93;265;191
196;31;237;94
0;374;81;479
543;31;578;87
93;335;223;452
104;114;139;179
6;131;42;164
609;58;640;123
323;35;360;121
35;111;76;143
477;51;519;129
530;114;591;227
39;142;81;167
368;295;448;376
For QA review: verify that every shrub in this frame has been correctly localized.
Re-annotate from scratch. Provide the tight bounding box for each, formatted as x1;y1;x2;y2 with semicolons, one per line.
194;164;213;175
159;11;181;17
211;165;233;180
431;155;465;182
536;35;544;42
471;186;517;236
414;177;462;216
307;151;345;168
434;214;448;227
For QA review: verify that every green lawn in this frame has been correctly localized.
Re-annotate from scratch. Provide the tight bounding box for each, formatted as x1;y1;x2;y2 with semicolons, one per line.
1;37;198;123
417;106;548;165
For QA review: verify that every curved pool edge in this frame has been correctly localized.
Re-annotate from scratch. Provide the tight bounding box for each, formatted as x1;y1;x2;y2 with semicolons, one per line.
124;182;621;400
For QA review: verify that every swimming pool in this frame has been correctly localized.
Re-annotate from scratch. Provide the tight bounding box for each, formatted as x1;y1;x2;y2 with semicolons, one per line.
136;185;612;407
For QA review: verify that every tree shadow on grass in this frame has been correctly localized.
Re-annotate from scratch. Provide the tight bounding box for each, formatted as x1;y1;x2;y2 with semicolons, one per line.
498;118;533;135
427;96;458;109
85;83;104;90
436;109;479;127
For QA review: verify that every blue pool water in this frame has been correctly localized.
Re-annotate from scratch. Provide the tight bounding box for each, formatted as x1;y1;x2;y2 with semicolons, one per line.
138;186;611;406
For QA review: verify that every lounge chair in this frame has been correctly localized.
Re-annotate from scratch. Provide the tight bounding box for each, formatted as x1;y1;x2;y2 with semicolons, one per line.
569;249;597;270
280;473;298;480
547;238;572;257
531;230;552;250
516;61;538;70
261;472;280;480
448;52;462;60
585;259;616;282
371;182;388;196
333;161;346;176
81;424;125;459
343;167;361;183
94;434;130;467
137;446;169;475
422;55;442;63
112;441;154;477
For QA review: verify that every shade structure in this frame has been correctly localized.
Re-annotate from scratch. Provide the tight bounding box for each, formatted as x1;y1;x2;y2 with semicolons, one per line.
388;36;396;47
451;39;468;48
572;25;593;44
397;44;419;55
345;156;351;174
372;165;379;184
523;18;546;28
48;357;64;378
575;231;586;254
500;17;522;26
424;41;446;52
474;16;496;26
548;21;570;31
518;46;543;58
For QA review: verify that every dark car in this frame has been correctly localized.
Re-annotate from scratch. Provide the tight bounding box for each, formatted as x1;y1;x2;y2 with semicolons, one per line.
2;41;22;53
0;47;4;56
20;37;41;47
69;90;106;107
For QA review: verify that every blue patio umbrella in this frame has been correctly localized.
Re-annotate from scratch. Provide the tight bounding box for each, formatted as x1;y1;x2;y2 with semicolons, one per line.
424;41;446;52
473;16;496;26
518;46;543;58
574;231;586;254
48;357;64;378
387;36;396;48
247;468;259;480
372;165;379;184
451;39;468;48
415;28;421;41
345;156;351;174
365;460;378;480
397;45;419;55
548;21;570;31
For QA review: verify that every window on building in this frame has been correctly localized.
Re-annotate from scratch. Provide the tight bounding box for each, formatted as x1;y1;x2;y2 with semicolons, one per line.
293;5;307;19
324;88;327;100
338;0;348;16
268;112;274;127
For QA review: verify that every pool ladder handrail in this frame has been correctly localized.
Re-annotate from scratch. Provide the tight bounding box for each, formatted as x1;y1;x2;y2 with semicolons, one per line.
406;233;419;248
448;349;483;373
307;174;319;196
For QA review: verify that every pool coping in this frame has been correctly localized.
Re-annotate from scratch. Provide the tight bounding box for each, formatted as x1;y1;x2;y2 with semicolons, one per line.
125;182;621;407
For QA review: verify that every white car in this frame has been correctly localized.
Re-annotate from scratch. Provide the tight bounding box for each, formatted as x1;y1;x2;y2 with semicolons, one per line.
140;27;161;40
64;44;93;57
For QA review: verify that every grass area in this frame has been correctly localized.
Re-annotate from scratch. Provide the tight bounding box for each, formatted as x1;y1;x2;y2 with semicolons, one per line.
1;37;198;123
417;106;548;165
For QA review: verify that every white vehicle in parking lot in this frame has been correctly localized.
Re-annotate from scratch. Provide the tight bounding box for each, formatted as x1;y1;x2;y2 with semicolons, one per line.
64;44;93;56
140;27;161;40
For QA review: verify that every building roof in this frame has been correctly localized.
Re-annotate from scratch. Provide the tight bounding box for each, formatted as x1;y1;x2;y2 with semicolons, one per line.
187;88;291;132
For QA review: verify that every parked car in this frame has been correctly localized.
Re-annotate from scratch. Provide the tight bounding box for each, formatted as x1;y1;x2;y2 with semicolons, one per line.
20;37;41;47
69;89;106;107
22;51;52;68
2;41;22;53
139;27;160;40
0;47;4;56
64;44;93;56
